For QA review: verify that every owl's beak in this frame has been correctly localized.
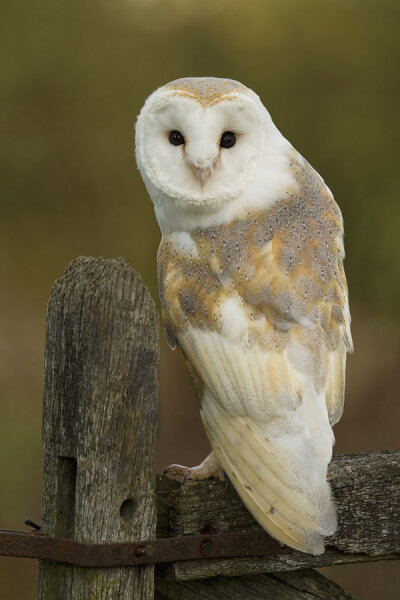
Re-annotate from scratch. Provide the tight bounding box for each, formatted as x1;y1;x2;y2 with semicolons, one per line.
187;156;219;188
185;146;219;187
192;165;214;187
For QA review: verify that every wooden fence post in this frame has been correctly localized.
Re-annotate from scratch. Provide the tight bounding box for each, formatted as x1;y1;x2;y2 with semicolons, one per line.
38;256;159;600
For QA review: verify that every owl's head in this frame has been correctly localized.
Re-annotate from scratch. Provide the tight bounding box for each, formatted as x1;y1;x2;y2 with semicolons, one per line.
135;77;292;232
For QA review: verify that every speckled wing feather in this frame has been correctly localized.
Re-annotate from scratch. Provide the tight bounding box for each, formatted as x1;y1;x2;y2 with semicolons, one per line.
157;152;352;553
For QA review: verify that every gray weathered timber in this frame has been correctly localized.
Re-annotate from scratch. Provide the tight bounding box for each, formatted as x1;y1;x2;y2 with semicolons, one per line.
155;569;355;600
156;450;400;580
38;257;159;600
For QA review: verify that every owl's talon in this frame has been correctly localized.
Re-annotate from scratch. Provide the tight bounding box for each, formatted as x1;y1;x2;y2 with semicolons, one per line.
163;463;189;481
163;452;224;483
183;469;193;484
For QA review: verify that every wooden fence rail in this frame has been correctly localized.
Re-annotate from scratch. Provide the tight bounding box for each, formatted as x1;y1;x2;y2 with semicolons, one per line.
155;450;400;580
29;256;399;599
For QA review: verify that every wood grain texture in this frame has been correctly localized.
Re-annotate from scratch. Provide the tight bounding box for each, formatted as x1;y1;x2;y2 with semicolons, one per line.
156;450;400;580
38;257;159;600
155;569;355;600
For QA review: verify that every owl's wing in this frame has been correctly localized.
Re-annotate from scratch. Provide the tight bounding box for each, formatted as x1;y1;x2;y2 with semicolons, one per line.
177;242;351;554
159;162;352;554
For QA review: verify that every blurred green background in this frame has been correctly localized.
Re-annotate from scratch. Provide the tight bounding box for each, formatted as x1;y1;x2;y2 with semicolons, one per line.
0;0;399;597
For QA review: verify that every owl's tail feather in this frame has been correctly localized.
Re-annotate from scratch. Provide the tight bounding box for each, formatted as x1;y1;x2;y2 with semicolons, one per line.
200;393;336;555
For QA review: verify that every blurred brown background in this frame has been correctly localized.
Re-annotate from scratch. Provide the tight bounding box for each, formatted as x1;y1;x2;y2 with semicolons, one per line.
0;0;399;597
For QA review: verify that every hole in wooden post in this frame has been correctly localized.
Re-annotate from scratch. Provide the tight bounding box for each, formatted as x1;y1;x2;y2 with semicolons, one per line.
55;456;77;538
120;498;137;521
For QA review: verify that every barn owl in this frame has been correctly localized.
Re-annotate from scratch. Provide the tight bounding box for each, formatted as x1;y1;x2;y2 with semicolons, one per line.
135;77;353;555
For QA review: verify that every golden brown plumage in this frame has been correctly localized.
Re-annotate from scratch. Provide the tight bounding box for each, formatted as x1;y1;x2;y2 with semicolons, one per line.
158;152;351;412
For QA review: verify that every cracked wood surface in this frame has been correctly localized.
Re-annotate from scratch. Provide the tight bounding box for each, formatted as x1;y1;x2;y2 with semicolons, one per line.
156;450;400;580
155;568;355;600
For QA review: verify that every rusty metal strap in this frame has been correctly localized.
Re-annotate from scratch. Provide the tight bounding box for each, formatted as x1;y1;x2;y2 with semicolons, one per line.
0;529;290;567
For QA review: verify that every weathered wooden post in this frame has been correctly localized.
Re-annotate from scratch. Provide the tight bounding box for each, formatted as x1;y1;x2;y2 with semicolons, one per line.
38;256;159;599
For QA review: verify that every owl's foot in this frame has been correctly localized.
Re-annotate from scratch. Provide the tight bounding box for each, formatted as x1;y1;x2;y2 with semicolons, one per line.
163;451;225;483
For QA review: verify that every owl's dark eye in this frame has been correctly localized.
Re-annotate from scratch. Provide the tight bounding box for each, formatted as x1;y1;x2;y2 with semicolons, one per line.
220;131;236;149
169;130;185;146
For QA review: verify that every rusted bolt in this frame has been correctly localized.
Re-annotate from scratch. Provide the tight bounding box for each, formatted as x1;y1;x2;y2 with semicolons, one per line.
134;544;154;557
143;544;154;557
25;518;41;531
200;538;213;557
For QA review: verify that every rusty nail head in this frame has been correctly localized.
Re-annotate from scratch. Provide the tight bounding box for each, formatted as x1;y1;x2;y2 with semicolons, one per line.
200;538;213;557
134;545;154;557
144;544;154;557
